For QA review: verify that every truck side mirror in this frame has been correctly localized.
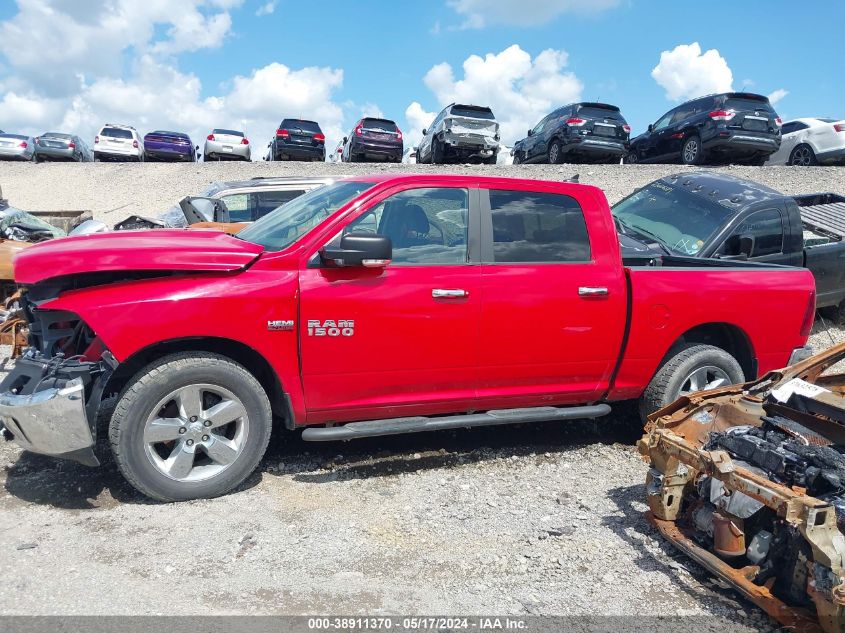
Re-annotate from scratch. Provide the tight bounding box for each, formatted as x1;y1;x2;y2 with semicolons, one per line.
422;128;427;136
320;232;392;268
180;196;229;224
648;124;654;133
738;234;755;258
527;129;533;137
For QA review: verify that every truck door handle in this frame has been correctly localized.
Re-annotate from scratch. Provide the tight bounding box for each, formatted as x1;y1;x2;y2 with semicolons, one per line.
432;289;469;299
578;286;609;297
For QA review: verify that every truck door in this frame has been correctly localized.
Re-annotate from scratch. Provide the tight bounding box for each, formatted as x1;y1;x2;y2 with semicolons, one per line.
714;208;800;266
475;186;628;407
299;185;481;422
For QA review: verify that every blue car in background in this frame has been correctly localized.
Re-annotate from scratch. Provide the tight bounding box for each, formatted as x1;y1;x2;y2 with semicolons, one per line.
143;130;199;162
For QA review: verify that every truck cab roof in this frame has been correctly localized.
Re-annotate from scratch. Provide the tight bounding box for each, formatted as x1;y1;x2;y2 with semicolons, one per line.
658;171;784;211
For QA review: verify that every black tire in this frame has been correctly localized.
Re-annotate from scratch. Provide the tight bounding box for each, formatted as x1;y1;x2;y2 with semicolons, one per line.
109;352;273;502
483;154;497;165
745;155;768;167
681;134;703;165
789;144;817;167
639;344;744;421
548;139;563;164
431;137;445;164
512;153;521;165
624;151;639;164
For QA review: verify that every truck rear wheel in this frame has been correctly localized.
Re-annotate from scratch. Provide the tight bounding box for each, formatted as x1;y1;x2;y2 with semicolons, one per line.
109;352;272;502
639;344;744;422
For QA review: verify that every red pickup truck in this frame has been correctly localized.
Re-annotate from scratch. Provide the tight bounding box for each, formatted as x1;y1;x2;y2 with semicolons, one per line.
0;175;816;501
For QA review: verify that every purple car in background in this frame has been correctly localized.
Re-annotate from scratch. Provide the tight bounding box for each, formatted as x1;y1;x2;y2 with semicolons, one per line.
143;130;199;162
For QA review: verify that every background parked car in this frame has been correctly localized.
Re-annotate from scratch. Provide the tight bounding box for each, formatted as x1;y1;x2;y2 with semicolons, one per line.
34;133;92;162
0;133;35;161
416;103;499;164
341;117;403;163
143;130;198;162
627;92;781;166
204;129;251;161
767;117;845;166
269;119;326;162
402;146;418;164
513;102;629;165
157;176;338;230
94;123;144;162
330;139;344;163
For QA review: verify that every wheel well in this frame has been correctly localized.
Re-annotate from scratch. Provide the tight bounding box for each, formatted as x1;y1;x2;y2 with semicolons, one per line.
104;337;291;425
664;323;756;380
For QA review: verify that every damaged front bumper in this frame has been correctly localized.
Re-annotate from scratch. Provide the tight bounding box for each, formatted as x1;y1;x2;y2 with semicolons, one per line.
0;352;112;466
640;341;845;633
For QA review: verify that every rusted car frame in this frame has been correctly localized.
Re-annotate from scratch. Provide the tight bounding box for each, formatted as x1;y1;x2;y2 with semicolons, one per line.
640;342;845;633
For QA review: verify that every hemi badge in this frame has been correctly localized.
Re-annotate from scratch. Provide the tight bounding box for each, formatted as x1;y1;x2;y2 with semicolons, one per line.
267;320;295;331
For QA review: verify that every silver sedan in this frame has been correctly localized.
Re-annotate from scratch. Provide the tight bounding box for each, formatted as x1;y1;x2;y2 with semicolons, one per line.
204;128;251;161
0;133;36;161
35;133;93;162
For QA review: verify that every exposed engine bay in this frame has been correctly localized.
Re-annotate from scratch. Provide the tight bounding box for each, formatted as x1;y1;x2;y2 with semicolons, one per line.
640;342;845;633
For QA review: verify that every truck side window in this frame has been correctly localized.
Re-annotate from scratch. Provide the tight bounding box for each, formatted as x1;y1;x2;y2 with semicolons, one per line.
488;190;591;263
720;209;784;257
345;187;469;265
219;193;249;222
252;189;307;221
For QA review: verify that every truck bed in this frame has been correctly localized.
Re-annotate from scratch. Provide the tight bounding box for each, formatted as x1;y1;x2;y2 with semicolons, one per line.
793;192;845;240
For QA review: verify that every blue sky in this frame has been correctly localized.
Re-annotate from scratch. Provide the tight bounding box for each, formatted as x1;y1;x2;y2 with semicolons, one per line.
0;0;841;155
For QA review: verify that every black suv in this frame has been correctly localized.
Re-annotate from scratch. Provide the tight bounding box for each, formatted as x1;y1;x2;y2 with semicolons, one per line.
628;93;782;166
269;119;326;162
342;117;403;163
512;102;630;164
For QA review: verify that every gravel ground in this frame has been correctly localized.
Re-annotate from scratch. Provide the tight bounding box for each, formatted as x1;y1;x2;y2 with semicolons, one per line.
0;163;843;627
1;161;844;227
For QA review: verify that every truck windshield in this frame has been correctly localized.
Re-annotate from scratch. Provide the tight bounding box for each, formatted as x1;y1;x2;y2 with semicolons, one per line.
612;183;734;255
238;181;376;251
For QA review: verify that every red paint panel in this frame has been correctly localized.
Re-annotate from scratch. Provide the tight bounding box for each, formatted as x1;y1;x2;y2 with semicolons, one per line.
14;229;263;284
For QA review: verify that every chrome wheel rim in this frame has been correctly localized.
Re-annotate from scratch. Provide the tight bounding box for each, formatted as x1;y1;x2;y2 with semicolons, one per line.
683;139;698;163
143;383;249;483
678;366;731;397
791;147;812;166
549;144;559;163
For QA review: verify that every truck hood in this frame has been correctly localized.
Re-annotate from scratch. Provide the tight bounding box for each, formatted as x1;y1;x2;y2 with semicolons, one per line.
13;229;264;285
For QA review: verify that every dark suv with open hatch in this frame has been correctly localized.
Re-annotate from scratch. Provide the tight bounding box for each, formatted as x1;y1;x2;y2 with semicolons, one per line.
627;92;781;166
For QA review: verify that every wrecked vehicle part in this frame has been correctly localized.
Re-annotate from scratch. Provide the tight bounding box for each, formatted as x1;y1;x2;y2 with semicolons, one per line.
641;341;845;633
0;295;115;466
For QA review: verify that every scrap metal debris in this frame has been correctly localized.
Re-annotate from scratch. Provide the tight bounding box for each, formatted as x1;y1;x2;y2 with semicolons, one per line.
639;342;845;633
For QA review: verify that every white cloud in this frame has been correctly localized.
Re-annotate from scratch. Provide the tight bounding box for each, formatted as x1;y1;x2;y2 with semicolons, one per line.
767;88;788;105
404;102;436;149
408;44;582;145
0;0;352;159
651;42;733;102
447;0;619;28
255;2;276;16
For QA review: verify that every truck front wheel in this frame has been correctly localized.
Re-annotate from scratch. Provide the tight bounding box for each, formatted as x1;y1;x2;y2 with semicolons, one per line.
109;352;273;502
639;344;744;422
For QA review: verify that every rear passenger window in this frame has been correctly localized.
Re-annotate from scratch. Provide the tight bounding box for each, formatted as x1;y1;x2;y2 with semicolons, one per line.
488;190;591;263
253;189;306;220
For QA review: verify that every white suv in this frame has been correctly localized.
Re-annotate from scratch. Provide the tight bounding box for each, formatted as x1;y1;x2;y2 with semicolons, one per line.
94;123;145;162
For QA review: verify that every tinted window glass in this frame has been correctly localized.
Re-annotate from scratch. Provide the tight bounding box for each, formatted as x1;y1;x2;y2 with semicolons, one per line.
101;127;133;139
238;181;375;251
818;118;838;124
2;134;29;140
212;129;243;137
345;188;468;265
489;190;591;263
220;190;307;223
653;111;674;131
780;122;798;135
450;106;495;120
720;210;784;258
724;97;774;113
282;120;321;133
362;119;398;132
577;106;622;120
612;183;733;255
42;133;72;139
